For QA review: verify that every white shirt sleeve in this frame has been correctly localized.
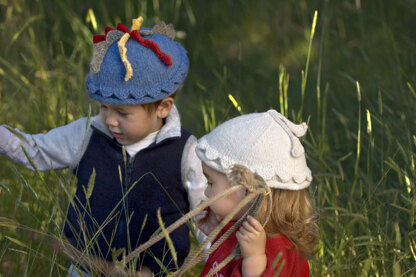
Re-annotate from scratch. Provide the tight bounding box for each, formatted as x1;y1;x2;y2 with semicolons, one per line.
181;135;207;210
181;135;208;245
0;117;92;171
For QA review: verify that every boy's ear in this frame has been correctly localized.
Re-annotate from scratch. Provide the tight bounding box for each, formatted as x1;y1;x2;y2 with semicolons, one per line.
156;97;174;119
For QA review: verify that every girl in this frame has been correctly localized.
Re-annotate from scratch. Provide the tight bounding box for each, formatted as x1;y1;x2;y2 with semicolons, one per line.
194;109;319;277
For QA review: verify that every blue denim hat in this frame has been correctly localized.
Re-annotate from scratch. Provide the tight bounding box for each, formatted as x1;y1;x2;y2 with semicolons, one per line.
86;19;189;105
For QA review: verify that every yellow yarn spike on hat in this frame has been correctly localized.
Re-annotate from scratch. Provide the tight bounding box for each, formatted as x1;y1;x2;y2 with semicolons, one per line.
131;17;143;31
118;16;143;81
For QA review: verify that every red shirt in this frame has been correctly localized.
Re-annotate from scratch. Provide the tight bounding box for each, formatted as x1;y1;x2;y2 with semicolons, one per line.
200;222;309;277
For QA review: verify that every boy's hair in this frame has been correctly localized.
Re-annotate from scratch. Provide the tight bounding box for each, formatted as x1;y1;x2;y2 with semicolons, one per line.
229;165;319;257
142;90;178;114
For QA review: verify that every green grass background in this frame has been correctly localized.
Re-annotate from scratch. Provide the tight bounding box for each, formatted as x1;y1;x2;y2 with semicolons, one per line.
0;0;415;276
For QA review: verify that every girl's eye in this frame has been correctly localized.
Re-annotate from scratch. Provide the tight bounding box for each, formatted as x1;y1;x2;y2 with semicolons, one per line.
207;182;213;186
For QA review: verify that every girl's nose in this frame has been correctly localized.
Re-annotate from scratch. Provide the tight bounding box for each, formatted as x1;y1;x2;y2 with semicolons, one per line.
204;186;210;198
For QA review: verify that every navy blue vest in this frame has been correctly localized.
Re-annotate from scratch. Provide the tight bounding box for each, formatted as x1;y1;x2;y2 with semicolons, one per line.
65;127;191;274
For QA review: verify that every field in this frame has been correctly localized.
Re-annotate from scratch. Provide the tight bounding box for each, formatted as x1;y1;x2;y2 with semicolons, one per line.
0;0;415;276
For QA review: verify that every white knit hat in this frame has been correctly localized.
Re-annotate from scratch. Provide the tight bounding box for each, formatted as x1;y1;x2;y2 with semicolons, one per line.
195;109;312;190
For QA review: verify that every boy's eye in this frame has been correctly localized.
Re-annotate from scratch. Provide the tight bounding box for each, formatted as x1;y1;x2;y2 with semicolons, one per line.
117;111;128;116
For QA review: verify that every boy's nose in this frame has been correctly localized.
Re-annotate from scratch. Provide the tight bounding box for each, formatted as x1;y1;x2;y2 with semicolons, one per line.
106;111;119;127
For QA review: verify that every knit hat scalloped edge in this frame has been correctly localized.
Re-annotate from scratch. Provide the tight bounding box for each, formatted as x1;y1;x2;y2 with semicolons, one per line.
195;138;313;190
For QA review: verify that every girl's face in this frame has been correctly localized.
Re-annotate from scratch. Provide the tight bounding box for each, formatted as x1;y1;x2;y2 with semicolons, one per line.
202;163;247;221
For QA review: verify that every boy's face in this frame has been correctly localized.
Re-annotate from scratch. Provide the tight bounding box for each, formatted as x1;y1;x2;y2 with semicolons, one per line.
99;103;162;145
202;163;247;221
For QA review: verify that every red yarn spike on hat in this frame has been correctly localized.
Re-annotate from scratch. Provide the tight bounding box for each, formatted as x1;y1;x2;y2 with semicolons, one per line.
93;35;106;44
116;23;130;33
130;30;172;66
104;26;114;35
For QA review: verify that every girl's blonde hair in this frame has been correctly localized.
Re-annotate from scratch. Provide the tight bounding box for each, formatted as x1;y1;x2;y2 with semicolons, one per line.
260;188;319;257
228;165;319;257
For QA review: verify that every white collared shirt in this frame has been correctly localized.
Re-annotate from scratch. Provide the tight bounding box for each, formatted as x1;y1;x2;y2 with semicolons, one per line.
125;130;159;157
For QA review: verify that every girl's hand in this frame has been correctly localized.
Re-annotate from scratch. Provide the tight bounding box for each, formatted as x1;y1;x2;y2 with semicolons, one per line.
236;216;267;277
194;201;220;235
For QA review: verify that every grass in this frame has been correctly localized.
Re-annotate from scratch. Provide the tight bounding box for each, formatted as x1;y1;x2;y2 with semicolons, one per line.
0;0;415;276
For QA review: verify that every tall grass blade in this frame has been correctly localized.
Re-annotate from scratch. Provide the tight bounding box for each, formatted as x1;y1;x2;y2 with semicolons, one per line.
352;81;362;196
298;10;318;119
157;209;178;269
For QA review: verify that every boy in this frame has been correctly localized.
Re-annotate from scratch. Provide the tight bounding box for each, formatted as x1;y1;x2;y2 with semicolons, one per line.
0;17;206;276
